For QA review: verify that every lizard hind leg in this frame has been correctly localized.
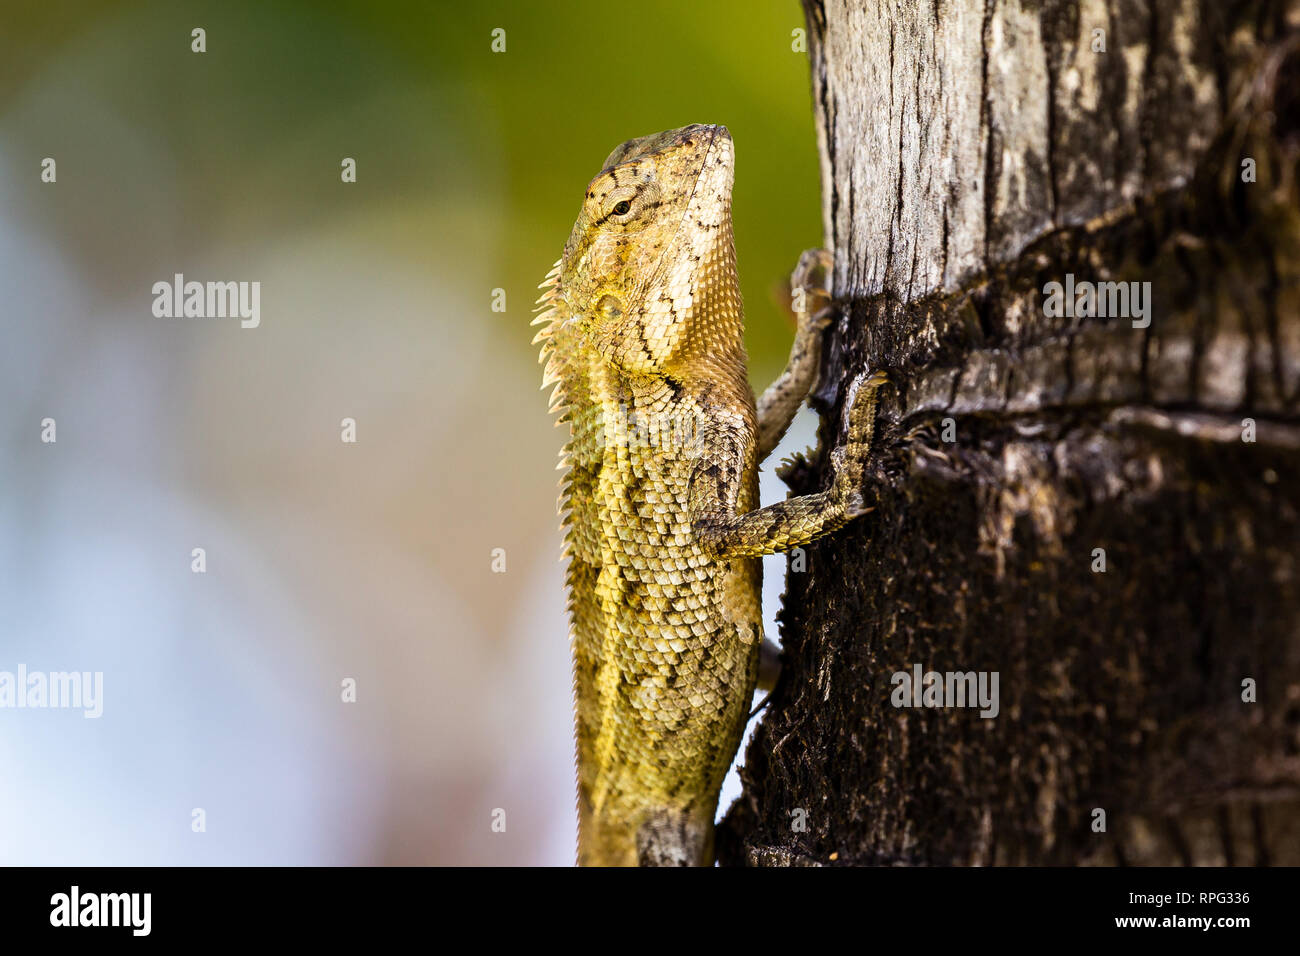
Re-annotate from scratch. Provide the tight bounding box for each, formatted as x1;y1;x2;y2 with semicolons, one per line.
755;248;836;460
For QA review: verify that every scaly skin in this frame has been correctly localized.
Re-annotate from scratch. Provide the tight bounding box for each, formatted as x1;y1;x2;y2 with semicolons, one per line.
533;125;887;866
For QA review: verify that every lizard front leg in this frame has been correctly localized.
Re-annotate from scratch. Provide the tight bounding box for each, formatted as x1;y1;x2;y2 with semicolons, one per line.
755;248;834;460
690;369;890;559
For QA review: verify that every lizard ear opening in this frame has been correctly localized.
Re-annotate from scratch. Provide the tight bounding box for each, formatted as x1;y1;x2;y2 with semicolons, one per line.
596;295;623;320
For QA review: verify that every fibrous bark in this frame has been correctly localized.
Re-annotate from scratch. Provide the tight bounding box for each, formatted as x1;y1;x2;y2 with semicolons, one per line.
721;0;1300;865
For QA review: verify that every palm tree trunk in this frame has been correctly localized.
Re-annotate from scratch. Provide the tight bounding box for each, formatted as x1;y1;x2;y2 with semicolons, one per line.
720;0;1300;866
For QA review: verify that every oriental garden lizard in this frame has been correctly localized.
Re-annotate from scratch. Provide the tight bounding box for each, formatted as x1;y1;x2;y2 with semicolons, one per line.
533;124;887;866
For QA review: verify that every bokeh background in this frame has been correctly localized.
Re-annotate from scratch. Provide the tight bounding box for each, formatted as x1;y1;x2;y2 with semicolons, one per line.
0;0;824;864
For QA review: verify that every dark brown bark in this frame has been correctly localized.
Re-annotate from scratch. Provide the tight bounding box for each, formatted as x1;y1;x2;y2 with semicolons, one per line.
720;0;1300;865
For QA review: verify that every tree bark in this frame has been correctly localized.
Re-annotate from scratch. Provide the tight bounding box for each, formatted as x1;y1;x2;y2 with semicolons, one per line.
720;0;1300;865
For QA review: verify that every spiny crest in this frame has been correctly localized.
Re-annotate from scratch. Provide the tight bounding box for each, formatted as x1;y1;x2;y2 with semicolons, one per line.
533;258;569;414
534;258;589;530
536;263;592;867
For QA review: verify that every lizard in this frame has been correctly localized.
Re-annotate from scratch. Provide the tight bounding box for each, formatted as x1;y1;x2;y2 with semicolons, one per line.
532;123;888;866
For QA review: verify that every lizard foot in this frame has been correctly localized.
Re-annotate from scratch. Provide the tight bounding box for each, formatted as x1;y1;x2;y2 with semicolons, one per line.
790;248;834;332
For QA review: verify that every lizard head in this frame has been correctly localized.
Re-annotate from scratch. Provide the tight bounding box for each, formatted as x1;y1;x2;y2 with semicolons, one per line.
559;124;740;375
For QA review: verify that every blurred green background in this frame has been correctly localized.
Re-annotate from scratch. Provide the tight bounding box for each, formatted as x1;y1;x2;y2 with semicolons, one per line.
0;0;822;864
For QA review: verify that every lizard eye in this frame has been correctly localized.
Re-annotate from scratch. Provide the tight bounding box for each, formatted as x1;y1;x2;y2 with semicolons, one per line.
612;200;632;216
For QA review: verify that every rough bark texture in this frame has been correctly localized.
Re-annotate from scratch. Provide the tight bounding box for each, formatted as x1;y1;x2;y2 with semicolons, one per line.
719;0;1300;865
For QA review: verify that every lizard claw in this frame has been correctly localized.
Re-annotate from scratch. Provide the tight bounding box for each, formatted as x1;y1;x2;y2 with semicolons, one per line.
790;249;834;326
807;306;834;332
842;492;872;520
791;248;833;294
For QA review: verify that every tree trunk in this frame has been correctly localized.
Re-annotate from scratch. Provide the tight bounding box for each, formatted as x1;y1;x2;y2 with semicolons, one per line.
719;0;1300;866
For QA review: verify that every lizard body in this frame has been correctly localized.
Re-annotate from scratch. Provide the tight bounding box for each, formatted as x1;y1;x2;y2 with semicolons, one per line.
533;124;886;866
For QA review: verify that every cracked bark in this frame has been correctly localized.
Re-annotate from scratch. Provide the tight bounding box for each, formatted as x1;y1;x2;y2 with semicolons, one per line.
719;0;1300;865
